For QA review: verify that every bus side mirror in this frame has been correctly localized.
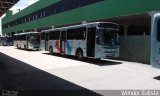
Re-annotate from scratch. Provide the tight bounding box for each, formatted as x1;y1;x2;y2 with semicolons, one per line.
96;35;100;44
96;35;99;39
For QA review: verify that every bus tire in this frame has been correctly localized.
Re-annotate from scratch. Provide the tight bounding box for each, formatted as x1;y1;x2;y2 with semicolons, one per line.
76;49;83;60
24;45;27;50
17;44;19;48
49;46;53;55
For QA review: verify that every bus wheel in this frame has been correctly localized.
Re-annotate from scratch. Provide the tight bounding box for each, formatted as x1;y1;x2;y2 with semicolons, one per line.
24;45;27;50
49;47;53;55
17;44;19;48
76;50;83;60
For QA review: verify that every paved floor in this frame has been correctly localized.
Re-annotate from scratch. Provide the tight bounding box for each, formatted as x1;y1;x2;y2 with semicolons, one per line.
0;46;160;96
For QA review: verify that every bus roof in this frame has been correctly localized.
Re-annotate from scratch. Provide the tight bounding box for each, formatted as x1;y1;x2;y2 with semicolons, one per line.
14;32;40;36
0;36;12;38
41;22;119;32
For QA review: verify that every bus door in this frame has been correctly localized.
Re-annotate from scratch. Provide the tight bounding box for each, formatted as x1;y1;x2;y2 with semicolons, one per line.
60;30;66;54
45;32;49;51
26;35;29;49
87;27;96;57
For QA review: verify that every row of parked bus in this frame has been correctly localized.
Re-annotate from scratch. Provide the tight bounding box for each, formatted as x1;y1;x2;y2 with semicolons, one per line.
13;22;120;59
2;12;160;68
2;12;160;69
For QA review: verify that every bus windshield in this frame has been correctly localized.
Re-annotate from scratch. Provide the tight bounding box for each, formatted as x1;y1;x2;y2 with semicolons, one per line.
29;34;40;44
96;29;119;46
6;37;13;42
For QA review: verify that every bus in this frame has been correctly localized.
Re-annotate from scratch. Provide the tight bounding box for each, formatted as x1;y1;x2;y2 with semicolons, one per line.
151;13;160;69
0;36;13;46
14;32;40;50
41;22;119;59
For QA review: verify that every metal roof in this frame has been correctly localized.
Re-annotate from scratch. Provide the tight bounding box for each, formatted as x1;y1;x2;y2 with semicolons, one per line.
0;0;19;17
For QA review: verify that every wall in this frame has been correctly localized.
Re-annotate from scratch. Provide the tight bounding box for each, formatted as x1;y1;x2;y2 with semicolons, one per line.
119;35;151;64
2;0;60;24
3;0;160;33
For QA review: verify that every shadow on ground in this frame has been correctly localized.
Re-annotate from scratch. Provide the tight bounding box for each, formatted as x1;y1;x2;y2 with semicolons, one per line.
43;53;122;66
154;75;160;80
14;47;40;51
0;52;102;96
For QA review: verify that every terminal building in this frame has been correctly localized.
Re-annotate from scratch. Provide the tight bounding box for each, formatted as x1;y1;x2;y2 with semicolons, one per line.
2;0;160;63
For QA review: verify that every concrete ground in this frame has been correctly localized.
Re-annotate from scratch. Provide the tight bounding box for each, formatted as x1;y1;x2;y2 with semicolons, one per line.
0;46;160;96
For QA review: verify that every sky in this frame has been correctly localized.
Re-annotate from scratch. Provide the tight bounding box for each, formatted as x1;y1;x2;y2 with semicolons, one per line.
10;0;39;10
0;0;39;35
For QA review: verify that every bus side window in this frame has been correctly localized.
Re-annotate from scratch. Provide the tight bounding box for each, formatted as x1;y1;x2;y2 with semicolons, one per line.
67;28;75;40
14;36;17;40
22;35;26;40
17;36;19;40
53;30;60;40
76;27;86;40
49;31;54;40
20;35;22;40
18;35;20;40
27;35;29;40
61;31;66;41
157;20;160;41
23;35;26;40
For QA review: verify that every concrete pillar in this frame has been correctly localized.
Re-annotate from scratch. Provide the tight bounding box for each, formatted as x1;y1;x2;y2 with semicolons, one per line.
51;26;55;29
124;24;129;37
7;33;11;36
34;28;37;32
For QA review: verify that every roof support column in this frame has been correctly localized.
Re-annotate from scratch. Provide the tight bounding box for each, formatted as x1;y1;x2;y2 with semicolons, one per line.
34;28;37;32
124;24;129;37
